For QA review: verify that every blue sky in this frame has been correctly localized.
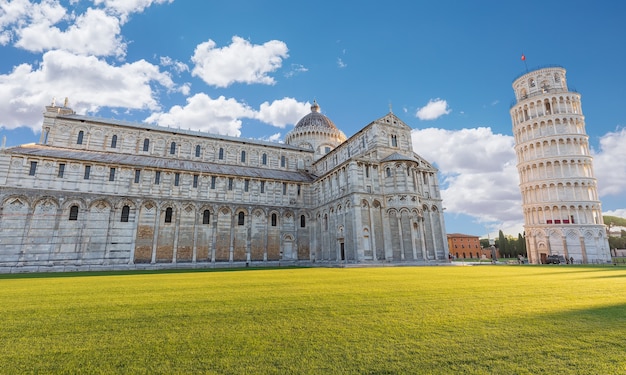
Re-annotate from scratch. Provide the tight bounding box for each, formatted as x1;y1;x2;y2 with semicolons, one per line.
1;0;625;237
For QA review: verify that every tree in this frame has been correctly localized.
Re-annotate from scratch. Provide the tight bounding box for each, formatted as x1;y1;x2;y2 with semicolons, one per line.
479;238;490;249
518;233;527;256
498;230;508;257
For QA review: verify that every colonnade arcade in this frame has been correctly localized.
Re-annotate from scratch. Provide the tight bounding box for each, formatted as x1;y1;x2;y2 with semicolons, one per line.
524;204;603;226
518;159;594;183
312;197;443;263
514;117;584;144
516;136;588;161
511;94;581;126
521;181;598;203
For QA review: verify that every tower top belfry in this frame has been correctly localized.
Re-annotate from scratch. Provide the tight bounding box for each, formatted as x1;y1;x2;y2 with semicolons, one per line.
513;66;569;104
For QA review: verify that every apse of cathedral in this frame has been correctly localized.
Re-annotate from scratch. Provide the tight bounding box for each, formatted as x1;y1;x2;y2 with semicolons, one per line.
0;100;448;272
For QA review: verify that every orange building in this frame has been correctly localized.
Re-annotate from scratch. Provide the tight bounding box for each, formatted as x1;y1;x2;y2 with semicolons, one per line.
447;233;499;260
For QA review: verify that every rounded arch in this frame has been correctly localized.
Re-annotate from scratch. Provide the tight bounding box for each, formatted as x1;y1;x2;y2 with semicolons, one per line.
218;206;232;215
89;199;112;211
2;194;31;207
62;197;87;210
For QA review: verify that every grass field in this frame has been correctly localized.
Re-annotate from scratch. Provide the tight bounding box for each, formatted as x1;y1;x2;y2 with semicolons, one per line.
1;265;625;374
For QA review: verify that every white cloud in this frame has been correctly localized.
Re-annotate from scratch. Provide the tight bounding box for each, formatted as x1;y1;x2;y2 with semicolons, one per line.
15;7;125;57
160;56;189;74
284;63;308;78
256;98;310;128
0;50;178;130
416;98;451;120
604;209;626;219
144;93;256;137
3;1;171;56
191;36;288;88
93;0;173;23
1;0;66;46
592;127;626;197
337;58;347;68
412;127;523;231
145;96;311;136
259;133;282;143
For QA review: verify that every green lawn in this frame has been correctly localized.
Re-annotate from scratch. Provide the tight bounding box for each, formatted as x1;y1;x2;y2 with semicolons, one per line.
1;265;625;374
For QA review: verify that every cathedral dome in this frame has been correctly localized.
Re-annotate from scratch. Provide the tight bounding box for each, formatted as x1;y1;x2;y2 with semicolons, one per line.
293;101;339;131
285;101;347;160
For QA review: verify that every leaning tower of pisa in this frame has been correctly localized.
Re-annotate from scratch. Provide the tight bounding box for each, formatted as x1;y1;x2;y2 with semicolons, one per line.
510;66;611;264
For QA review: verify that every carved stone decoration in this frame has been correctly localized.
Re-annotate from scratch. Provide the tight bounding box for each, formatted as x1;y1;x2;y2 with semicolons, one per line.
7;198;25;211
95;201;108;211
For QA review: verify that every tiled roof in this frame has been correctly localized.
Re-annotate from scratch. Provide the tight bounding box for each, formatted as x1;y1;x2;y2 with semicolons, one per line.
58;113;311;152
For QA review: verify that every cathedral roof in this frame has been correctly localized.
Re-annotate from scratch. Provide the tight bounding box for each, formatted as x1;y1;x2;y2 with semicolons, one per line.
381;152;418;162
292;100;339;132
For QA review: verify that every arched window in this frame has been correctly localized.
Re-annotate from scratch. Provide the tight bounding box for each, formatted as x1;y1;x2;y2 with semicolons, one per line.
203;210;210;224
121;205;130;222
324;214;328;231
111;135;117;148
262;153;267;165
280;155;286;167
170;142;176;155
69;205;79;221
143;138;150;151
300;215;306;228
386;168;391;177
165;207;173;223
77;131;84;145
391;135;397;147
241;150;246;163
195;145;201;157
238;212;245;226
271;213;277;227
218;148;224;160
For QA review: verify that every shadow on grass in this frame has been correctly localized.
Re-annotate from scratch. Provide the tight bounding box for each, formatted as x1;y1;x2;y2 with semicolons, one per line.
540;302;626;321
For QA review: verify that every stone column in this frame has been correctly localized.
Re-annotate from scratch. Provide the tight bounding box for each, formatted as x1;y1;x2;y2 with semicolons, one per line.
192;210;199;263
150;207;160;264
419;217;427;260
172;205;181;263
397;213;405;261
128;201;140;265
368;204;377;261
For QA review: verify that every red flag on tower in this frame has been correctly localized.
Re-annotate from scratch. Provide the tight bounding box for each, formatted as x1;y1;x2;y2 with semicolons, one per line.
521;54;526;61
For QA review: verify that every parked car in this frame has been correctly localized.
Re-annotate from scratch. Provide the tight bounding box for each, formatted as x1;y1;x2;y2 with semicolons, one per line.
545;255;566;264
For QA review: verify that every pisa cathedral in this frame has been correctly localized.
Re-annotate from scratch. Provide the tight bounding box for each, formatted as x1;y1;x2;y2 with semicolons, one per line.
0;101;448;272
510;66;611;264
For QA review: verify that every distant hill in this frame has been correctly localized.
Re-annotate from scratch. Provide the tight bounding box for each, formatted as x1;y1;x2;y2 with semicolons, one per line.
604;216;626;227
